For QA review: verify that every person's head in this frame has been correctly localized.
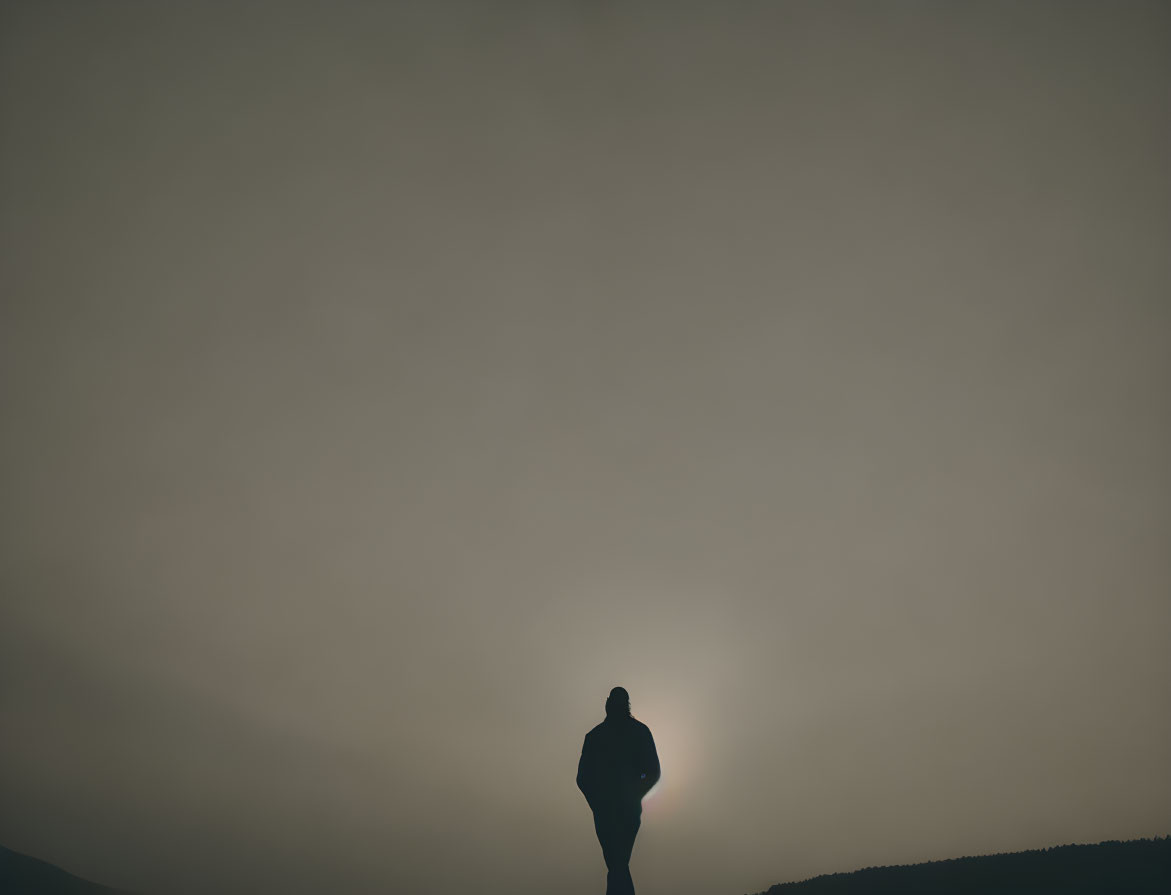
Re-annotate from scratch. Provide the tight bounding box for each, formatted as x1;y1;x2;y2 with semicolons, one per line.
605;686;631;719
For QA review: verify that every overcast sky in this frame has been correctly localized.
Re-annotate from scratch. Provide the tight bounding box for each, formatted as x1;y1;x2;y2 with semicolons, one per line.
1;3;1169;894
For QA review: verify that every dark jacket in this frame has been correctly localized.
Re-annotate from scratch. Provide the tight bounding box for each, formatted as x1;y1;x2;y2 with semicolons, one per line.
576;716;661;816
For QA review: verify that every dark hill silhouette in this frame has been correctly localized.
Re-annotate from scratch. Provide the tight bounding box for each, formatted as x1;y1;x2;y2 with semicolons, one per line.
747;836;1171;895
0;844;132;894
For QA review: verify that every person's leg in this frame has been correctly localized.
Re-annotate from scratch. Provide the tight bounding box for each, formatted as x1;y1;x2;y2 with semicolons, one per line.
593;813;620;894
594;811;640;895
612;813;639;895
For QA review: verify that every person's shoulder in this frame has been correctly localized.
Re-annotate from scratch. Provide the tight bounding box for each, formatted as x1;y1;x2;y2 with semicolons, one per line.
631;718;653;736
585;721;606;738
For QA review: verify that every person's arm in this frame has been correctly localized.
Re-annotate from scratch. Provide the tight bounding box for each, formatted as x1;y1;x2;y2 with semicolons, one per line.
576;735;596;810
638;728;661;797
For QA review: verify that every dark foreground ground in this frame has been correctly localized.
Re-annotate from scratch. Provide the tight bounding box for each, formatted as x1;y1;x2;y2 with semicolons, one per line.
750;836;1171;895
4;835;1169;894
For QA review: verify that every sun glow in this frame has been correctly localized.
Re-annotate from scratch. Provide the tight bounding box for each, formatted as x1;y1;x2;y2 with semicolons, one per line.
639;707;695;814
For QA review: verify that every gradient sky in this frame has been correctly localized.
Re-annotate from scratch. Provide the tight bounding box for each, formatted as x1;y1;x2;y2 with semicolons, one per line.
2;3;1169;894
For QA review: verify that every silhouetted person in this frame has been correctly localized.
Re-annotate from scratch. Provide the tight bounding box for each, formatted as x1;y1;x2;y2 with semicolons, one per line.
576;687;661;895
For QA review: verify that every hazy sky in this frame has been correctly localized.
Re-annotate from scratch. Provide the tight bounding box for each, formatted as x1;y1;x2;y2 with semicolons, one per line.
2;3;1169;894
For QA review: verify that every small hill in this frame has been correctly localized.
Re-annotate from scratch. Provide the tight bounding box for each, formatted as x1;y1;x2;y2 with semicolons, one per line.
0;844;132;894
748;836;1171;895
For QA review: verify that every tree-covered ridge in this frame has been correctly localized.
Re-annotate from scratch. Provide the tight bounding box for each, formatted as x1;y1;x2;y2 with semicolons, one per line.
750;836;1171;895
